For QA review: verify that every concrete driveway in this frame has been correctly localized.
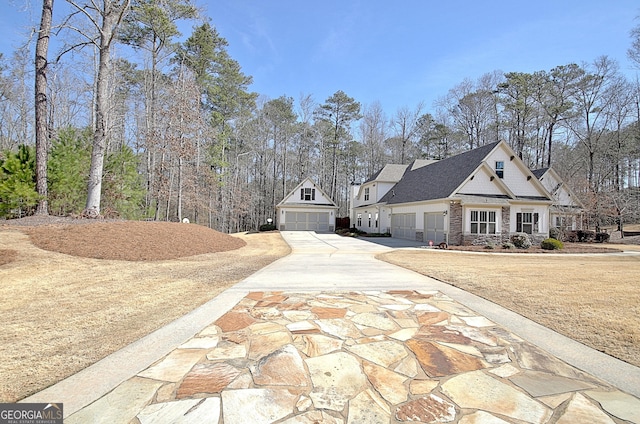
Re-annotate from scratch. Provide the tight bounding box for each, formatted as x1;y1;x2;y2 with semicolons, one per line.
230;232;431;291
27;231;640;423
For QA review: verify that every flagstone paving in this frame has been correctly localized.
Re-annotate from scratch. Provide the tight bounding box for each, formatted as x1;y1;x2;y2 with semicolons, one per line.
65;290;640;423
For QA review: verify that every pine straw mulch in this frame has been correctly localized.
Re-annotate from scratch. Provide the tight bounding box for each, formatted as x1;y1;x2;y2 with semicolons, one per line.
0;216;290;402
3;216;246;261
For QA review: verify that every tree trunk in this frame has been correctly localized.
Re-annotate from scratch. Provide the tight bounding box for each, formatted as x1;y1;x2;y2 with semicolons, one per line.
177;155;183;221
84;0;129;217
34;0;54;215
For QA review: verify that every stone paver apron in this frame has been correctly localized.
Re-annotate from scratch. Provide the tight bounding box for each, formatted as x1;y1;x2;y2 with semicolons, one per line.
66;289;640;423
25;232;640;424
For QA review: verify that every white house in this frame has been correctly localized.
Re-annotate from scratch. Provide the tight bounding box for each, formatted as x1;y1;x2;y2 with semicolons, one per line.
351;141;558;246
276;178;338;232
532;167;584;231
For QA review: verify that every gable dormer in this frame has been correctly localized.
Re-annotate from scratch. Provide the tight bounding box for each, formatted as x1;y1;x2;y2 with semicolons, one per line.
482;142;550;200
278;178;336;207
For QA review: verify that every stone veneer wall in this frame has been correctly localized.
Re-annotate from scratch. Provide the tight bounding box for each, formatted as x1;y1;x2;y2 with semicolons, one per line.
449;202;463;245
501;206;510;241
455;204;549;247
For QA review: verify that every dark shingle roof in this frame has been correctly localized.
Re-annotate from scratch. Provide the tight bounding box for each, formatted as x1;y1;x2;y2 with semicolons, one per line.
531;168;548;179
380;142;500;204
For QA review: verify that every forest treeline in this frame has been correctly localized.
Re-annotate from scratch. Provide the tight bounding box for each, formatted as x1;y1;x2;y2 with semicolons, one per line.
1;0;640;232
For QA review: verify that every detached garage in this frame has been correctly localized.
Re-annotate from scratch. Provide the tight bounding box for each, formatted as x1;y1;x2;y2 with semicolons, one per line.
276;178;338;232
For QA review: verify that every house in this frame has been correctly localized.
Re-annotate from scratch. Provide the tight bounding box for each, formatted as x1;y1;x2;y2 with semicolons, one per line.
532;167;584;231
351;141;557;246
276;178;338;232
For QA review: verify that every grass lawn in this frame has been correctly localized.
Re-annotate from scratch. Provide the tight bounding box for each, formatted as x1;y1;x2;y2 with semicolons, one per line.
378;245;640;369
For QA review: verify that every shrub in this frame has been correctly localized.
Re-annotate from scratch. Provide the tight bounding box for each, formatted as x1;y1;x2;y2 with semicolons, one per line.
595;232;610;243
502;242;515;250
541;238;564;250
577;230;595;242
484;243;495;250
259;224;277;232
564;230;578;243
549;227;562;240
510;232;532;249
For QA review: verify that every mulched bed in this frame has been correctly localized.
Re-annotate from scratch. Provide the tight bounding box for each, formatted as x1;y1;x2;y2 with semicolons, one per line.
2;217;246;261
446;244;622;254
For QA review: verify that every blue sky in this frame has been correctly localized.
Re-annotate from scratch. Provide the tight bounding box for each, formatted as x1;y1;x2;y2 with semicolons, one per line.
1;0;639;115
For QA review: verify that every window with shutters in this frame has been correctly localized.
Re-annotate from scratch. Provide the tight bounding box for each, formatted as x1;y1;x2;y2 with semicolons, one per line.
517;212;539;234
300;187;315;201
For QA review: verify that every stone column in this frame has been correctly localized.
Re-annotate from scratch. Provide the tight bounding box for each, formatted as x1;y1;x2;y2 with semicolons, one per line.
449;202;463;246
501;206;510;243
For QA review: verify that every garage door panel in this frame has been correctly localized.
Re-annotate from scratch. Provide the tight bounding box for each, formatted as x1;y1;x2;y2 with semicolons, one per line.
391;213;415;240
284;211;331;231
425;212;447;244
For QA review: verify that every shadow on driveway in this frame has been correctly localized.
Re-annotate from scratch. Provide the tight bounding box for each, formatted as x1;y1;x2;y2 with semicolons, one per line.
355;236;428;248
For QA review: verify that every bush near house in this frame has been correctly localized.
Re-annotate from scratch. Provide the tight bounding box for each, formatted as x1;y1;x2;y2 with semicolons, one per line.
510;232;532;249
541;238;564;250
564;230;610;243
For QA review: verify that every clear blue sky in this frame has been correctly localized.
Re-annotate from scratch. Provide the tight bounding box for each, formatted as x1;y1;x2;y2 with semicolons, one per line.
1;0;639;115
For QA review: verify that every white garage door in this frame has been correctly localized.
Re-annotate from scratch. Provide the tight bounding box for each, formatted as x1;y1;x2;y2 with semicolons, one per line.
391;213;415;240
424;212;447;244
285;211;330;231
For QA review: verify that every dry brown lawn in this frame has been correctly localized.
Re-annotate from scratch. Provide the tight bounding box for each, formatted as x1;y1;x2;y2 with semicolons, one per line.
0;219;290;402
2;217;639;404
378;246;640;369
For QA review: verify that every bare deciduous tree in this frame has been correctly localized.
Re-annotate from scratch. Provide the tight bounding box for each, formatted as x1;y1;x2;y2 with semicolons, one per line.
35;0;54;215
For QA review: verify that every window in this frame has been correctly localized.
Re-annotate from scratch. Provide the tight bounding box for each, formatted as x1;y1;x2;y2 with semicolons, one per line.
495;161;504;178
357;213;362;227
470;210;496;234
300;187;315;201
368;213;372;228
375;213;378;228
517;212;539;234
364;187;370;201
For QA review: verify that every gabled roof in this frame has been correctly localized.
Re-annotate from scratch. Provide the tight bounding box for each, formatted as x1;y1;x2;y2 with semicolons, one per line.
276;177;338;208
364;164;409;183
380;141;500;204
532;167;584;209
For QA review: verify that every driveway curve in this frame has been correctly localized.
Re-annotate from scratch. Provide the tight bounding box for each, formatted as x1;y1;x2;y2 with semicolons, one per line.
27;231;640;423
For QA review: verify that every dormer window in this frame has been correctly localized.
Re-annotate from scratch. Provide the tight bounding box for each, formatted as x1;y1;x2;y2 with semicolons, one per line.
495;161;504;178
300;187;315;201
364;187;370;201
